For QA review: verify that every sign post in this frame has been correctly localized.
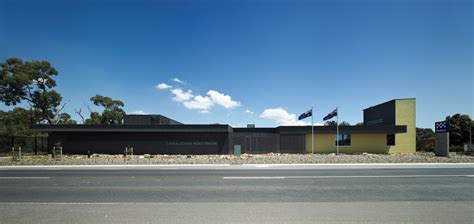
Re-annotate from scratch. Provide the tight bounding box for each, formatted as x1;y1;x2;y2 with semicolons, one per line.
234;145;241;157
434;120;450;157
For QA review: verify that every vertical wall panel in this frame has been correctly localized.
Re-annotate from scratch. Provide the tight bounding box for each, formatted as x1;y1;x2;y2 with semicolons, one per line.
280;134;305;153
49;132;230;155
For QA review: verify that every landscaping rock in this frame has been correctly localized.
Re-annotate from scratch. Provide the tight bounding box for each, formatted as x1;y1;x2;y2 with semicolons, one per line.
0;151;473;165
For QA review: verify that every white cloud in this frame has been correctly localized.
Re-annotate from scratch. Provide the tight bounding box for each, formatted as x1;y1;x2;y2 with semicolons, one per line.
260;107;309;126
129;110;149;115
207;90;241;109
158;82;241;113
169;88;240;112
245;109;254;114
183;95;214;110
172;78;185;84
199;110;210;114
171;88;193;102
207;90;240;109
155;83;172;90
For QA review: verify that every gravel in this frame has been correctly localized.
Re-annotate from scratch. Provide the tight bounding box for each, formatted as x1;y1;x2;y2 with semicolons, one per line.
0;152;473;165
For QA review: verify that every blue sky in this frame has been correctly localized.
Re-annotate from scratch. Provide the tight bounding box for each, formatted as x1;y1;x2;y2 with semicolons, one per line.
1;0;472;128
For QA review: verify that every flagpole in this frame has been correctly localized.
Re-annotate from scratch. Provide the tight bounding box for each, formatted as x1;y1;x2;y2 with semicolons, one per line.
311;106;314;154
336;107;339;155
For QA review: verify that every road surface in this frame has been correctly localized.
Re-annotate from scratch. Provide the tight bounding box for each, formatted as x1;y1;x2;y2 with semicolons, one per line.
0;165;473;223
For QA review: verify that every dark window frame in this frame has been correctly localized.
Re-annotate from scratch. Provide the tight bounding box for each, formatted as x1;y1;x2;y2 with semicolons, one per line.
387;134;395;146
335;134;351;146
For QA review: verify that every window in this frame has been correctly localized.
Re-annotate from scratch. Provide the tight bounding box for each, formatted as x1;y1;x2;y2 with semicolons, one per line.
387;134;395;146
335;134;351;146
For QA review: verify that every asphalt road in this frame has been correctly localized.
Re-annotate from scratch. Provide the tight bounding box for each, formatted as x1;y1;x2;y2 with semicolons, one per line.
0;166;473;223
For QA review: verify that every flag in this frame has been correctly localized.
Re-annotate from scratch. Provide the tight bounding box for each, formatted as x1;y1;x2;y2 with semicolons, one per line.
298;108;313;120
323;108;338;121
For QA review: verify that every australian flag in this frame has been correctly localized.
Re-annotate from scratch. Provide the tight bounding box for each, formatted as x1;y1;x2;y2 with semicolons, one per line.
298;108;313;120
323;108;338;121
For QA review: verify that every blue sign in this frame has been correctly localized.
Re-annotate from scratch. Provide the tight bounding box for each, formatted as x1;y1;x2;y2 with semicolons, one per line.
435;120;449;133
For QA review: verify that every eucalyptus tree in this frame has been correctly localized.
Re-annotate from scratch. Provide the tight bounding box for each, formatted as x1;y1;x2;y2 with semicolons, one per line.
0;58;68;124
85;94;125;124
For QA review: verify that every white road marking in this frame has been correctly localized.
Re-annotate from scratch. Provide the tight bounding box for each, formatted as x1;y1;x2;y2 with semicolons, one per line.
222;174;474;180
0;202;212;205
0;177;50;179
223;176;282;180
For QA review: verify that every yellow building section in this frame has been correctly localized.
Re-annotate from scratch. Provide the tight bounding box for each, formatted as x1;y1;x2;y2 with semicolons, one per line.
390;99;416;154
305;134;390;154
304;99;416;154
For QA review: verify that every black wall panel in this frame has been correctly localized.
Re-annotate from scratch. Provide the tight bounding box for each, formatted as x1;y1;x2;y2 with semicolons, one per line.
232;132;280;153
280;134;305;153
363;100;396;125
49;132;229;155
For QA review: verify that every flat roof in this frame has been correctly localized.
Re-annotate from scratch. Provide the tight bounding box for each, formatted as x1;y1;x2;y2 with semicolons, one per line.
32;124;232;133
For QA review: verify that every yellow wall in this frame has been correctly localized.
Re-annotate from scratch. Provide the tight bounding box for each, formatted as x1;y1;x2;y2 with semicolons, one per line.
305;133;390;154
305;134;335;153
390;99;416;154
304;98;416;154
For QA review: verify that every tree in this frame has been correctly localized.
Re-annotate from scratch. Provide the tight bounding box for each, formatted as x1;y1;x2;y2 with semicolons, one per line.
445;114;472;146
324;121;349;126
85;112;102;125
85;94;125;124
0;108;37;136
416;128;435;151
74;108;86;124
56;113;77;125
339;121;350;126
0;58;66;124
